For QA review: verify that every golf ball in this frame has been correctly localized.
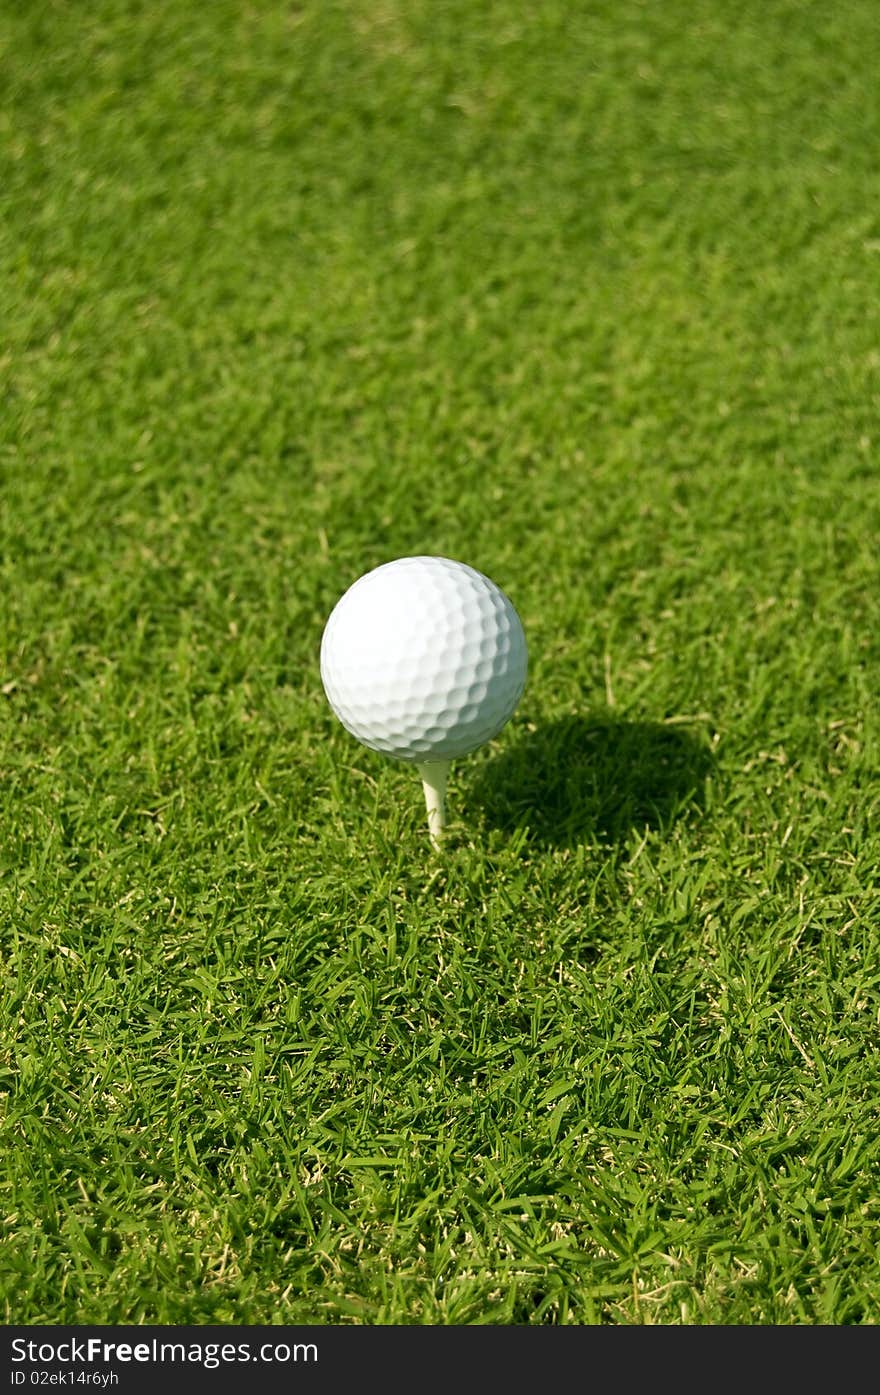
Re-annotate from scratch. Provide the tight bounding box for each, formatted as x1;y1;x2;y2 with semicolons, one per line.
320;556;527;761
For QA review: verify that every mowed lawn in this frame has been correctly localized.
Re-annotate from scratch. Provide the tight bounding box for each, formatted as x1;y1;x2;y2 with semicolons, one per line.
2;0;880;1324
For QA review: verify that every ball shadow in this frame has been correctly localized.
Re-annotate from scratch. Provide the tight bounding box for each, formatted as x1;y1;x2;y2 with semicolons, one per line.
468;714;714;848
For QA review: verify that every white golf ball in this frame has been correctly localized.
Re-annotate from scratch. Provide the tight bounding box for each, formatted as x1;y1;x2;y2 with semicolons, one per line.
320;556;528;762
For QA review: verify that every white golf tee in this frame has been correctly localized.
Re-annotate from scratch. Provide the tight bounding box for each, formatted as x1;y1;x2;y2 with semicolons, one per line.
416;759;450;850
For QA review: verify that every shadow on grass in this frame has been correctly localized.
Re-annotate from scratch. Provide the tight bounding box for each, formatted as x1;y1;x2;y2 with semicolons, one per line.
469;714;714;848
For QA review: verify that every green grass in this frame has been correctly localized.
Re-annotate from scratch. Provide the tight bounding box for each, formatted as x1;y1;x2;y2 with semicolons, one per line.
2;0;880;1325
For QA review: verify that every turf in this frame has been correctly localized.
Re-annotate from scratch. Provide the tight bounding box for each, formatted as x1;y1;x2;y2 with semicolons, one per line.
2;0;880;1325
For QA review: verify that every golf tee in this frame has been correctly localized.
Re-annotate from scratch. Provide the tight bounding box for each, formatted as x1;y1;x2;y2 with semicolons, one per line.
416;759;450;850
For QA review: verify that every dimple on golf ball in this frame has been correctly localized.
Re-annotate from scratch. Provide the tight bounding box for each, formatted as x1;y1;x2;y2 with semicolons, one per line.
320;556;528;762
